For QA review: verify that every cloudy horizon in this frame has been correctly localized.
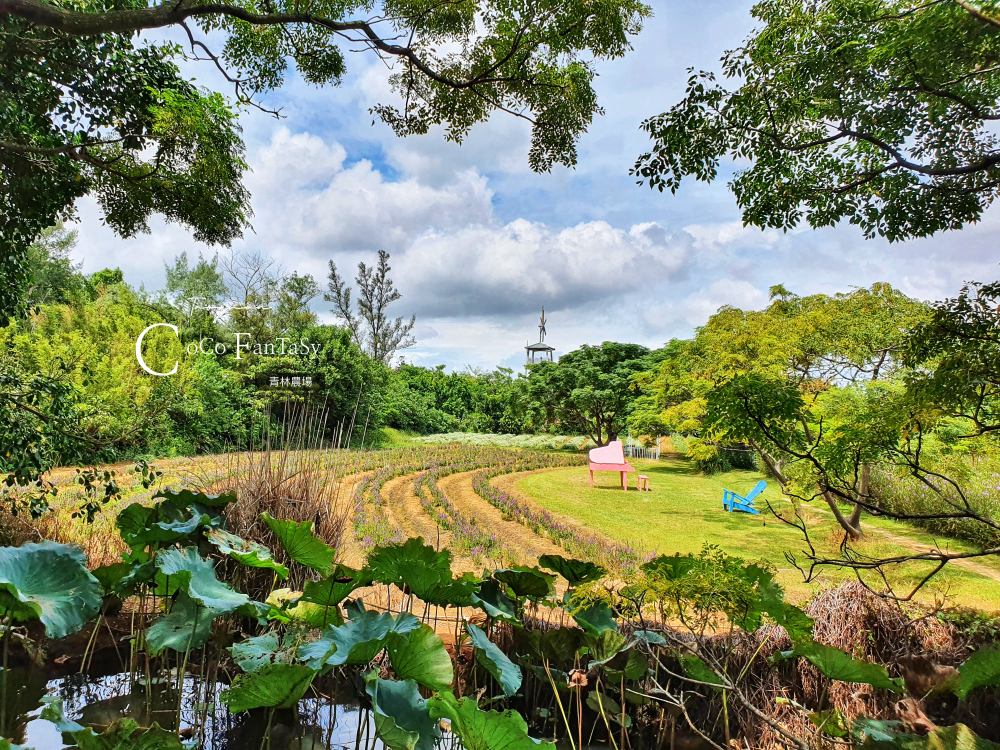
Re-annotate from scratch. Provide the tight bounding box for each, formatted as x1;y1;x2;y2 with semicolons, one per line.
65;0;999;372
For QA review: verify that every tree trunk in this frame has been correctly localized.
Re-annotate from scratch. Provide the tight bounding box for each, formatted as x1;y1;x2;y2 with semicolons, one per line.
822;489;864;540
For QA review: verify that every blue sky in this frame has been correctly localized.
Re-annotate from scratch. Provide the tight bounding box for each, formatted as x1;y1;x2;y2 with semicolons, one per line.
70;0;999;371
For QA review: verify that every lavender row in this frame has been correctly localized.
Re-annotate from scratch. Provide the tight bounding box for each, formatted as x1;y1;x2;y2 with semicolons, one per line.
470;455;651;576
414;468;513;566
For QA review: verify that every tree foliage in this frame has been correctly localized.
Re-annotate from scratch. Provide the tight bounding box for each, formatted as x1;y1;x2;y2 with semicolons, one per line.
523;341;650;445
633;0;1000;241
2;0;650;322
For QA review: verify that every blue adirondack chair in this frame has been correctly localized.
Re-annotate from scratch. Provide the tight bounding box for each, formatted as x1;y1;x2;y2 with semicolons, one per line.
722;480;766;515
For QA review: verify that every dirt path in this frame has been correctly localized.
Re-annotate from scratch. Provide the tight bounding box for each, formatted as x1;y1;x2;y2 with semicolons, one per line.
437;471;569;566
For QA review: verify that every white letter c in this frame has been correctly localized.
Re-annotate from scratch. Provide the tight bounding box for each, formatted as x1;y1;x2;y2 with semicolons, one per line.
136;323;179;376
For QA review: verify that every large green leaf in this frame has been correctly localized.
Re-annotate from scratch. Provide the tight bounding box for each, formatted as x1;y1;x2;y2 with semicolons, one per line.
298;610;420;670
493;567;555;600
387;623;454;691
680;655;726;688
587;630;629;664
300;565;373;607
365;672;437;750
641;554;698;580
471;578;518;622
401;567;480;607
787;641;904;693
853;720;999;750
154;488;235;509
0;541;102;638
207;528;289;579
538;555;605;586
66;718;186;750
428;691;553;750
221;662;316;712
155;547;250;613
230;632;298;673
367;538;452;584
956;645;1000;700
261;512;336;574
145;593;219;655
266;587;344;629
467;623;521;697
572;601;618;637
40;695;85;733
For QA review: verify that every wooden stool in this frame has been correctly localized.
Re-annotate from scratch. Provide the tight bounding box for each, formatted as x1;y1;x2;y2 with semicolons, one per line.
638;475;650;491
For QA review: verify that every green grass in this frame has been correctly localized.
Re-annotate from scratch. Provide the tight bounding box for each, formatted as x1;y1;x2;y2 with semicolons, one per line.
516;457;1000;608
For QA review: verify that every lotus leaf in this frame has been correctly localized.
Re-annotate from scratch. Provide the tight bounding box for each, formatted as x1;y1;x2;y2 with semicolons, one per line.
155;547;251;613
230;632;298;673
588;630;629;664
680;655;726;688
471;578;518;622
40;696;84;733
207;529;289;579
301;565;374;608
399;566;479;607
784;641;904;693
632;630;667;647
0;541;102;638
221;662;316;712
466;623;521;697
538;555;605;586
493;567;554;600
517;627;584;666
117;496;222;550
641;554;698;580
956;645;1000;700
851;720;999;749
298;610;419;670
586;691;630;727
428;691;553;750
145;593;220;655
261;512;336;575
65;718;186;749
154;488;235;509
572;601;618;636
367;538;452;584
387;623;454;691
90;562;132;597
265;587;343;628
365;672;437;750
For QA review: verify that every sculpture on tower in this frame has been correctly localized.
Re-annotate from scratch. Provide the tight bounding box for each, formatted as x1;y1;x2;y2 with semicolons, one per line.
525;307;555;366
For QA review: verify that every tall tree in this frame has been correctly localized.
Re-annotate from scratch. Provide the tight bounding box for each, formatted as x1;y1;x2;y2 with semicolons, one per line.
325;250;416;365
1;0;650;322
633;0;1000;242
24;224;86;309
164;251;227;330
522;341;650;446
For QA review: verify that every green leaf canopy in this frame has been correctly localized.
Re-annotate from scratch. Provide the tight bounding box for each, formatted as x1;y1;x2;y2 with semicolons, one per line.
0;541;102;638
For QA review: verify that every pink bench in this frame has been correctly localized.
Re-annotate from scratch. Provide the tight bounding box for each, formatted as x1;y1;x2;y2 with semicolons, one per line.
588;441;637;490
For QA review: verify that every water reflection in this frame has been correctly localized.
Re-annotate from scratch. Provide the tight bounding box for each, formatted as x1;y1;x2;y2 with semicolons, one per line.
1;666;379;750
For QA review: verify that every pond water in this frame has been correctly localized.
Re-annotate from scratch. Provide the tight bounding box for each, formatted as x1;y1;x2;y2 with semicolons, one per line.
1;665;383;749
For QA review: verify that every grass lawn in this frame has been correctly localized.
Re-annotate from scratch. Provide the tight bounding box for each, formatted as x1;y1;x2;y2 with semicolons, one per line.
517;457;1000;609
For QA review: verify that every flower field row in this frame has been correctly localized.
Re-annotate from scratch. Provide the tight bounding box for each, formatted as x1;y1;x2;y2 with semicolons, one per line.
414;467;513;566
470;454;652;575
351;445;530;552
